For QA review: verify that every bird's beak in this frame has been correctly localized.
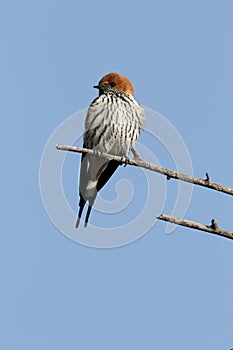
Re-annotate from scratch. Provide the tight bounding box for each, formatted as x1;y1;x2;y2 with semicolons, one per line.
93;85;100;89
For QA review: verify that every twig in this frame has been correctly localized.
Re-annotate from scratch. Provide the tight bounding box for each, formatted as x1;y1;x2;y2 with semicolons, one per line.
157;214;233;240
56;144;233;196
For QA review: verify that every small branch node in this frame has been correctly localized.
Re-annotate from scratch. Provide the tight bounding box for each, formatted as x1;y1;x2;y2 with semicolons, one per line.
205;172;210;182
210;219;218;230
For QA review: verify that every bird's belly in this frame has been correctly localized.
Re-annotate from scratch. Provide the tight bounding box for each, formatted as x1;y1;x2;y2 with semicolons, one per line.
93;124;135;157
85;100;141;157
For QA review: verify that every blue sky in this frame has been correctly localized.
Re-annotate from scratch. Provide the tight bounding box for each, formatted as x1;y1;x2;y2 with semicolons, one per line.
1;0;233;349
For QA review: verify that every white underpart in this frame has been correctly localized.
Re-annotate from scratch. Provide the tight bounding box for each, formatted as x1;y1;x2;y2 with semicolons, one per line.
86;179;97;190
82;91;145;199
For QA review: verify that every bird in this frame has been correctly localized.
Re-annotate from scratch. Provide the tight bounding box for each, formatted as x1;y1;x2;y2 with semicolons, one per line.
76;72;145;228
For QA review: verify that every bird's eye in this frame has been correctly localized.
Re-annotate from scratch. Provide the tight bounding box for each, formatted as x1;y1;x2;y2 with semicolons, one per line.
109;82;116;87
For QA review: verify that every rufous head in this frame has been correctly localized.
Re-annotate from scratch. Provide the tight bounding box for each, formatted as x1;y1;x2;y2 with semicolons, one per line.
94;72;134;95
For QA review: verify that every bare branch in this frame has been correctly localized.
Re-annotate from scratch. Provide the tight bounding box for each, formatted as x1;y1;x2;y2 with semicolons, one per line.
157;214;233;240
56;144;233;196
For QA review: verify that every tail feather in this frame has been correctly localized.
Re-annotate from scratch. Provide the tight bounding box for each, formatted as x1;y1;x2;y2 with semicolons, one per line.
84;205;93;228
75;196;86;228
97;160;119;191
76;197;95;229
76;158;119;228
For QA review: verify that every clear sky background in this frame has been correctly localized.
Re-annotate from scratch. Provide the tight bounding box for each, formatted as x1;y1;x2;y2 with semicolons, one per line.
1;0;233;349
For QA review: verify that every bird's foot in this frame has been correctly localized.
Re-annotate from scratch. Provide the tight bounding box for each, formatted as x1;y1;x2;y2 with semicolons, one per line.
93;149;103;158
121;156;130;167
